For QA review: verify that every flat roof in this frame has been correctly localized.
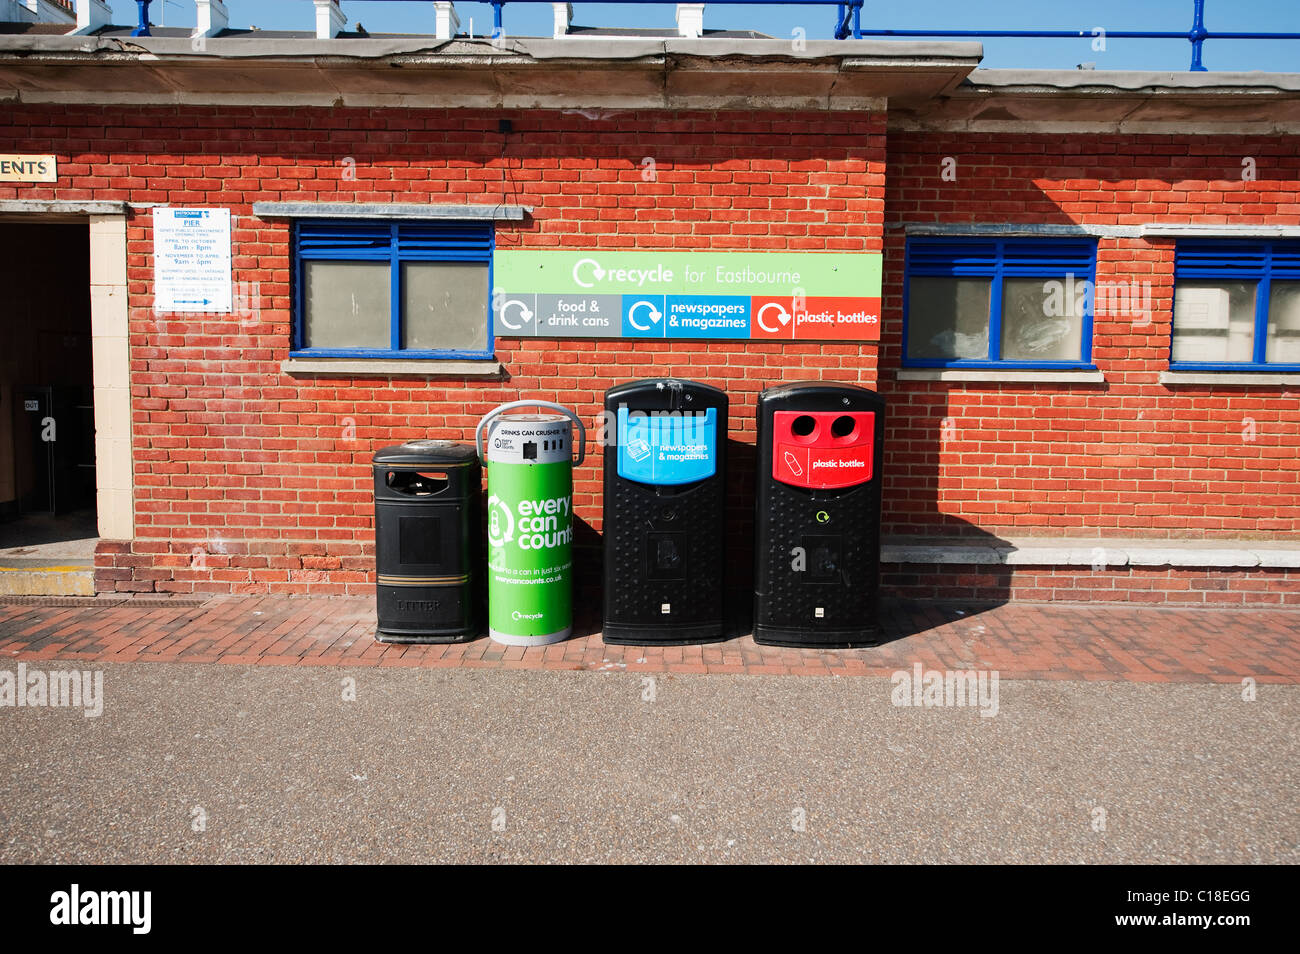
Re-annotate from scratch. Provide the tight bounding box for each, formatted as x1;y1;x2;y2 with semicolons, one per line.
0;31;1296;124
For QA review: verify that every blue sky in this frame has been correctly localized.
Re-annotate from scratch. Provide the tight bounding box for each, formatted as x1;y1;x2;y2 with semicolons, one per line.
140;0;1300;71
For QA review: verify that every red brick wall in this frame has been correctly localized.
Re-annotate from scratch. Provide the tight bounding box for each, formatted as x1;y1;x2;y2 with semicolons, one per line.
0;104;885;596
4;107;1299;600
882;564;1300;608
883;131;1300;541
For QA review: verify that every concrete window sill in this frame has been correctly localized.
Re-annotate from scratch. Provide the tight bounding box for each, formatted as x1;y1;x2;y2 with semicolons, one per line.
1160;371;1300;386
896;369;1106;384
282;357;504;378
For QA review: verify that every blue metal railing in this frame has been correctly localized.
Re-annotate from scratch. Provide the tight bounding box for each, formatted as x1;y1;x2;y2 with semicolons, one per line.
855;0;1300;71
128;0;865;40
125;0;1299;69
348;0;868;40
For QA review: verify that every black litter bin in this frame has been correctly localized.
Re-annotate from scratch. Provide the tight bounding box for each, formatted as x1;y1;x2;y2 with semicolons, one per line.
602;378;727;645
753;381;885;648
372;440;480;642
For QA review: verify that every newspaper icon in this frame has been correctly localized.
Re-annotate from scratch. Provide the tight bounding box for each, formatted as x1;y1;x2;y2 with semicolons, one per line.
627;437;652;462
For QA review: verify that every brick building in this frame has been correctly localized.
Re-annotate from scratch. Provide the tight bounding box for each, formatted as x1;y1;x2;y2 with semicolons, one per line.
0;1;1297;615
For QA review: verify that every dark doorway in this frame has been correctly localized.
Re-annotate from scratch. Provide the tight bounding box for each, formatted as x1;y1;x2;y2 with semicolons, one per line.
0;221;96;550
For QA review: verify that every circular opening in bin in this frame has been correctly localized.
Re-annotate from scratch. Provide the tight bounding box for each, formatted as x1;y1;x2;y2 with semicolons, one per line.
791;415;817;438
830;415;857;439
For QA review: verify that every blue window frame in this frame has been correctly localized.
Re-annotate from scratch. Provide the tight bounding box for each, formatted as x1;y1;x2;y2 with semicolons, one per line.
292;220;494;359
903;238;1097;369
1171;240;1300;371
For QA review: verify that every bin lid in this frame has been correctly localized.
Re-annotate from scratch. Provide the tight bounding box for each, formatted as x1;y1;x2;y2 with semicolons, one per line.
373;440;478;467
605;378;727;411
494;413;568;424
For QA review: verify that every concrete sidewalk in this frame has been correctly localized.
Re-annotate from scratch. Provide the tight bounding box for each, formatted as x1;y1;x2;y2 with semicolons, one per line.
0;664;1295;864
0;595;1297;682
1;596;1295;863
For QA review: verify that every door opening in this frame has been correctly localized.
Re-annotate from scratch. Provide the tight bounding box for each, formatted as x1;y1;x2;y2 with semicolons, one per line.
0;221;98;564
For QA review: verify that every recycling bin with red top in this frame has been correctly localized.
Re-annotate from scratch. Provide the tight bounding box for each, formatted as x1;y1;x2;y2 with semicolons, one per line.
753;381;885;648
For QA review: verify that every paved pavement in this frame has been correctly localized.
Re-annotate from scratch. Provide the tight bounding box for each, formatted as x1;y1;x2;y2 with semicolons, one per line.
1;596;1295;863
0;663;1295;864
2;595;1298;681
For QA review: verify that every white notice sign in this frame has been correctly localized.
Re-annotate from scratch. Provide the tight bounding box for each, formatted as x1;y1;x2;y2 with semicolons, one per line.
153;207;232;313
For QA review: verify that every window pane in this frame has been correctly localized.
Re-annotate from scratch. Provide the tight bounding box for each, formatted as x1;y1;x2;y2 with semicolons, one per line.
402;262;489;352
1266;280;1300;364
907;276;992;360
303;260;390;350
1172;280;1257;364
1001;276;1084;362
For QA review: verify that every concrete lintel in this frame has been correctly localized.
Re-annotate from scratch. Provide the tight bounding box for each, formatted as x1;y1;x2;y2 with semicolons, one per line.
900;222;1143;239
895;369;1107;384
0;198;128;216
1141;224;1300;238
253;202;529;221
282;357;504;378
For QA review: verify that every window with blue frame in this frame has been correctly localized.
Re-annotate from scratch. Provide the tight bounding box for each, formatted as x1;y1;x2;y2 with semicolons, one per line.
292;221;493;358
1172;241;1300;370
903;238;1097;369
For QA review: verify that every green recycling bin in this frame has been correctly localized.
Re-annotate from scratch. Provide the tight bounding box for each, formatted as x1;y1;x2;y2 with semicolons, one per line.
475;401;587;647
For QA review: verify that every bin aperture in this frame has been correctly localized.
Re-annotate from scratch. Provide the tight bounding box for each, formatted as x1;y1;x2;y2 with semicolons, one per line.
372;440;480;643
603;379;728;646
770;410;875;489
476;401;587;647
754;382;885;648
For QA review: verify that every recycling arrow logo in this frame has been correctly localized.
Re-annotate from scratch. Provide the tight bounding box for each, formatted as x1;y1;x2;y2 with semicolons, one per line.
573;258;605;288
487;494;515;548
498;298;535;331
757;301;793;334
628;299;663;332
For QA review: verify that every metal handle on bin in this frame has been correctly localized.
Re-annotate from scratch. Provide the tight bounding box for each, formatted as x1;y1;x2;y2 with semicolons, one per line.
475;400;587;468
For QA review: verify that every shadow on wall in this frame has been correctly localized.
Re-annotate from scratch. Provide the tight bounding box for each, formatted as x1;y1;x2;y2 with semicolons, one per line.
570;441;757;639
876;379;1016;619
455;397;1016;642
724;437;757;638
572;512;602;638
570;401;1020;640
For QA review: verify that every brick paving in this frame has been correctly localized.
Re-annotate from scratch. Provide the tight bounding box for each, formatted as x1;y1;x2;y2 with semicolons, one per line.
0;595;1296;683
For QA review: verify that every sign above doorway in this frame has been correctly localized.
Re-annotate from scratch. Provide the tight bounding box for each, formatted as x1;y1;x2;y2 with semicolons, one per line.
0;155;57;183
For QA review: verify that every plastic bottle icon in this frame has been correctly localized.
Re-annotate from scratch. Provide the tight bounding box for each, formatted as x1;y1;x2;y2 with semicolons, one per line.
784;450;803;477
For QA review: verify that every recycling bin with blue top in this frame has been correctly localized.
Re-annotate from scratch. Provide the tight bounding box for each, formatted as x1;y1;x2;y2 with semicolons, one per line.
602;379;728;645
